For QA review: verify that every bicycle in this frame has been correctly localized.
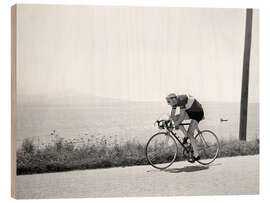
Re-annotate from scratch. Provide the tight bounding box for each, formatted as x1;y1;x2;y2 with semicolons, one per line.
145;119;220;170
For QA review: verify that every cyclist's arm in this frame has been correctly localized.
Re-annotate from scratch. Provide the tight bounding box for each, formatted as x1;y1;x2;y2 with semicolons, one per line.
170;106;177;121
174;109;186;126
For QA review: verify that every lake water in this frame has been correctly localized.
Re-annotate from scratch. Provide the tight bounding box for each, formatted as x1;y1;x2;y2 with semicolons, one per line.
16;102;259;148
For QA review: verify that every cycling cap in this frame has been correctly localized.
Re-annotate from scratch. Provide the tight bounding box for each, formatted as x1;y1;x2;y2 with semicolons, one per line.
166;93;177;100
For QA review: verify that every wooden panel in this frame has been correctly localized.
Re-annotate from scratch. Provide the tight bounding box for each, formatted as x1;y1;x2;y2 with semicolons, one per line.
11;4;17;199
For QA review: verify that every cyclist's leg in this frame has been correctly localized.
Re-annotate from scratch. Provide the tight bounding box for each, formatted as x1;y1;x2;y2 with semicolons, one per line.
174;111;189;137
179;124;188;137
187;119;199;157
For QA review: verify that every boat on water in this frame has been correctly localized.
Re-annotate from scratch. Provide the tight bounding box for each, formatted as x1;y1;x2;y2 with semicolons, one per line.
220;118;228;122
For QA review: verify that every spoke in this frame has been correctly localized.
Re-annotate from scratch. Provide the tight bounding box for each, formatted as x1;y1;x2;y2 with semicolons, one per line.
165;134;169;144
146;133;177;169
195;130;219;164
199;134;210;148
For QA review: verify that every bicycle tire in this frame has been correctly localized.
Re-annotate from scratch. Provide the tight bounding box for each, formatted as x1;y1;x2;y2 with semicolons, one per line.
145;132;178;170
195;130;220;165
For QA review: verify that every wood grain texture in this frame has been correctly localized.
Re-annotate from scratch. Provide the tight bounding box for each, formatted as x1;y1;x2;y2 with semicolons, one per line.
11;4;17;199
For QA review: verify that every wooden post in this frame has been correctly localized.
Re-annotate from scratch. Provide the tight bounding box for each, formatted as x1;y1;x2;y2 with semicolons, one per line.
239;8;253;141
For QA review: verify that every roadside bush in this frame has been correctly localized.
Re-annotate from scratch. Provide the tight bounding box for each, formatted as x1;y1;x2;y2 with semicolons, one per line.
16;135;259;175
21;138;35;154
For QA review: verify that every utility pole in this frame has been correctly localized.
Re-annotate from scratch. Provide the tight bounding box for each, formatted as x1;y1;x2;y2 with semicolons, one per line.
239;8;253;141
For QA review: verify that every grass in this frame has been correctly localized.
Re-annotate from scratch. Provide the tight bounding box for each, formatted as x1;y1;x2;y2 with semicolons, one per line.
16;134;259;175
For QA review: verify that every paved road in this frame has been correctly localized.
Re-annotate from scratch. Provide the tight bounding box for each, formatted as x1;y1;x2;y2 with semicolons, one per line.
16;155;259;199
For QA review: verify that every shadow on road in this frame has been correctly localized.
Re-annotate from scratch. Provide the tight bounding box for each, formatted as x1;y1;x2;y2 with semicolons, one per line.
146;163;222;173
208;163;222;167
164;165;209;173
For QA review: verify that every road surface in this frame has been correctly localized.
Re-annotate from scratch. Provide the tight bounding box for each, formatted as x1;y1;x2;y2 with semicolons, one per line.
15;155;259;199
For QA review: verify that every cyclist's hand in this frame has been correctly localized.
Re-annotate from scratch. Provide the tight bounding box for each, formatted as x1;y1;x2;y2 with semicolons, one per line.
157;120;164;129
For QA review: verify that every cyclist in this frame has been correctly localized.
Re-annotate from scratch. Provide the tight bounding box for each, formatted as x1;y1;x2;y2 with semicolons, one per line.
166;93;204;162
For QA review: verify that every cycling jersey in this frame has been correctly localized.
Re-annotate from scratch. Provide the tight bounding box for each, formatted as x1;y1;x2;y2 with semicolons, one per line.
172;94;204;122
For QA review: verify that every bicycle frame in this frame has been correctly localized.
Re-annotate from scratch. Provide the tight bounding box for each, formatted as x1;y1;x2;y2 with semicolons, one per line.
166;122;191;151
157;119;207;151
165;121;206;151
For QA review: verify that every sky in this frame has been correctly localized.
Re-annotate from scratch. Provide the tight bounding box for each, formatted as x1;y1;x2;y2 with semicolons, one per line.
16;5;259;103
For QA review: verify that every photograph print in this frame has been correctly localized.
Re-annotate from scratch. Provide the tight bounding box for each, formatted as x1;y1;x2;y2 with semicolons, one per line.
11;4;259;199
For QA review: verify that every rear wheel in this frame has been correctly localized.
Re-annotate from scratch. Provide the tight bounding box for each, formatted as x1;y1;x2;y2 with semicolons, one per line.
145;132;178;170
195;130;220;165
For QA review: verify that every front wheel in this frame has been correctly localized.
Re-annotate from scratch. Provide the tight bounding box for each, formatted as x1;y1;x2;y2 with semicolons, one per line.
145;132;178;170
195;130;220;165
